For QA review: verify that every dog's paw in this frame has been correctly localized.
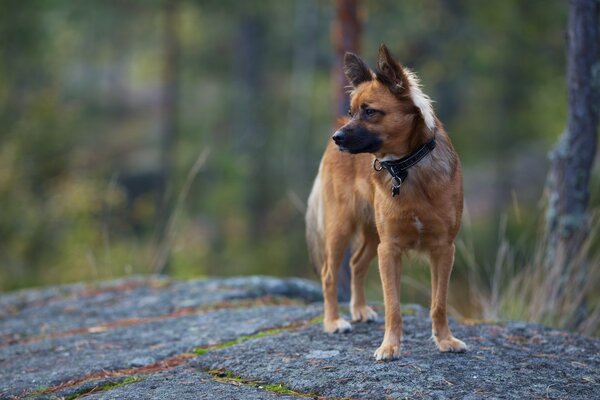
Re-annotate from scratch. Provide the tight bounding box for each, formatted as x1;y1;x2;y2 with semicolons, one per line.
323;318;352;334
351;305;378;323
373;343;401;361
434;336;467;353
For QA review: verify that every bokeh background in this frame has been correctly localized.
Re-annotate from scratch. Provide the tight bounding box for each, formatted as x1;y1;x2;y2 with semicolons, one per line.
1;1;598;333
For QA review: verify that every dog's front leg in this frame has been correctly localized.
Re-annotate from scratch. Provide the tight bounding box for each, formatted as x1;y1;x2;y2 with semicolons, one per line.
373;240;403;360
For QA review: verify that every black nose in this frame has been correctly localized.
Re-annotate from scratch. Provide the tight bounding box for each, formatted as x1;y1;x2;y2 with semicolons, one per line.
332;130;345;145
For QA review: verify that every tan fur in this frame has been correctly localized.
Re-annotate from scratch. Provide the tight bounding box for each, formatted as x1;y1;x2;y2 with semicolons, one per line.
306;46;466;360
305;164;325;274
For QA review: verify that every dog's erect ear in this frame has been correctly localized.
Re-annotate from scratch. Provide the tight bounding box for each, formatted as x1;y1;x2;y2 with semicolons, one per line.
378;43;436;130
344;52;372;87
376;44;409;96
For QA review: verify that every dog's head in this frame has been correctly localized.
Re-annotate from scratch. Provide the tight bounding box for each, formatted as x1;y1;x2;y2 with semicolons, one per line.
332;44;435;155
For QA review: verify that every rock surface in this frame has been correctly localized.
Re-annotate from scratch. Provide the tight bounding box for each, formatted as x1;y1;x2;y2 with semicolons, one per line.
0;276;599;399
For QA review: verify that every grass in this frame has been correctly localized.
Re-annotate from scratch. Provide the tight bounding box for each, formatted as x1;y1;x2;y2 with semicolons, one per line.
26;376;144;400
262;383;307;396
192;327;288;355
401;306;417;316
207;368;352;399
64;376;144;399
192;315;323;355
207;368;317;398
458;209;600;336
152;148;211;273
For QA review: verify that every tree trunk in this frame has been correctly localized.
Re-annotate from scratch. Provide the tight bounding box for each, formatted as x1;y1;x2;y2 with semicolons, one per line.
331;0;362;301
153;0;180;272
545;0;599;329
332;0;361;117
285;0;319;195
233;10;268;242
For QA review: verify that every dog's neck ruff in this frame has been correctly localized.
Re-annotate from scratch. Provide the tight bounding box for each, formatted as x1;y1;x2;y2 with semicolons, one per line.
373;137;437;197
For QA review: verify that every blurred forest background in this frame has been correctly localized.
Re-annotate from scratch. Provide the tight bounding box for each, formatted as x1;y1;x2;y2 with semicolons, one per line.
1;1;598;333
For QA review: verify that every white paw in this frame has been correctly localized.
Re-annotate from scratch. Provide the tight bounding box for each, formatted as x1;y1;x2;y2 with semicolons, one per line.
323;318;352;333
434;336;467;353
373;342;401;361
351;305;378;322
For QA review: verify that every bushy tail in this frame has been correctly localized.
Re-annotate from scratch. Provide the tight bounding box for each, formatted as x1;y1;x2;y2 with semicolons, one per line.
305;172;325;275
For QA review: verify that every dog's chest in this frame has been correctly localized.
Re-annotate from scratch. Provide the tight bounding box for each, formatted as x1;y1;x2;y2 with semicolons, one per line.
412;214;424;234
377;200;446;249
395;211;427;248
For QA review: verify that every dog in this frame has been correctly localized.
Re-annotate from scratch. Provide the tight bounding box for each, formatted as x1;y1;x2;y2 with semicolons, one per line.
306;44;466;360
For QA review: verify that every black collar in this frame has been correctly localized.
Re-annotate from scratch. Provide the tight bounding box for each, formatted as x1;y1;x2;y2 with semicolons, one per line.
373;137;437;197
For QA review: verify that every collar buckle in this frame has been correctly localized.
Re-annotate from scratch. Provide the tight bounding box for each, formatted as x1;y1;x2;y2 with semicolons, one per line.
373;158;383;172
391;177;402;197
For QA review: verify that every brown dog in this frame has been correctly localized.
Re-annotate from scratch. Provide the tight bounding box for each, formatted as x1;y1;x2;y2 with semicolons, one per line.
306;44;466;360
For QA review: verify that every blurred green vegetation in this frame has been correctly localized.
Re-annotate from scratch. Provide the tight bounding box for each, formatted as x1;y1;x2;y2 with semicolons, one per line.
0;0;597;322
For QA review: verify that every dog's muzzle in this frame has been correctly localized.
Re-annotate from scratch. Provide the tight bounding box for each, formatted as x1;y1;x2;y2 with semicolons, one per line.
332;128;382;154
332;130;346;146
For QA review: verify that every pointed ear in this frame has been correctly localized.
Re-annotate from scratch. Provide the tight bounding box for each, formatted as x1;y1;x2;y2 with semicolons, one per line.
344;52;372;87
376;44;409;96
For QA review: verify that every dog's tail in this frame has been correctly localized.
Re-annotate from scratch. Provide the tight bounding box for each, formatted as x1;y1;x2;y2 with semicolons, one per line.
306;167;325;275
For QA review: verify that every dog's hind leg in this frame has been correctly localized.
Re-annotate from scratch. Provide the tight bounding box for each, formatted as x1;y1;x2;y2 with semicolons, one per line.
322;225;353;334
429;244;467;352
350;230;378;322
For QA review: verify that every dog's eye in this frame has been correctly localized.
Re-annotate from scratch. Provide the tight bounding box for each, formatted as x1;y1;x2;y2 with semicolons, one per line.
347;109;352;117
365;108;375;117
